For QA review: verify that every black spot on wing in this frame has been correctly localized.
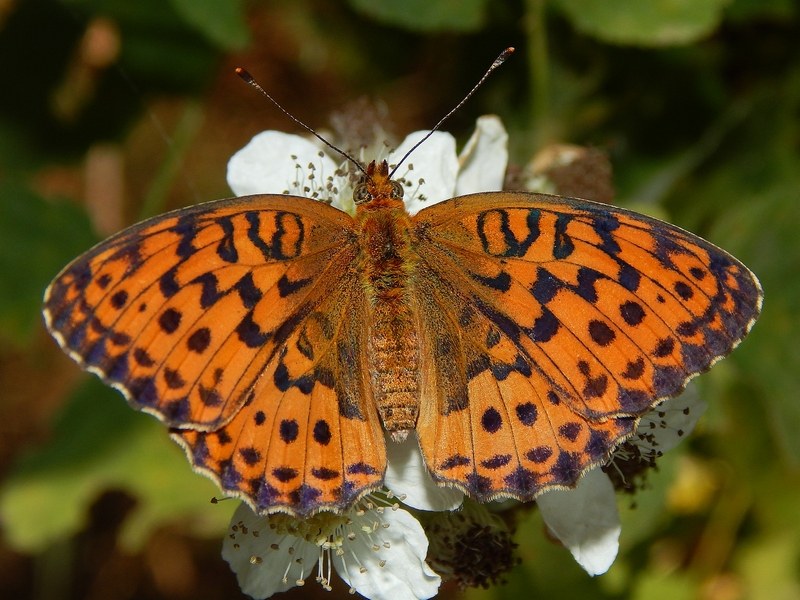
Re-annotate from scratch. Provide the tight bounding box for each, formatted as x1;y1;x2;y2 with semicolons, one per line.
526;445;552;463
588;320;616;346
173;215;198;259
620;301;646;326
313;420;332;445
347;462;380;475
674;280;694;300
551;451;581;484
235;272;263;308
163;367;185;389
530;308;559;342
216;216;238;262
559;422;583;442
291;485;323;514
654;337;675;357
470;270;512;292
585;429;611;459
110;290;128;309
278;273;313;297
439;455;471;470
133;347;154;367
531;268;561;304
621;357;645;379
575;267;603;303
187;327;211;353
504;467;537;493
515;402;538;426
311;467;340;481
159;265;180;298
95;272;111;290
159;308;181;334
553;214;575;259
593;213;621;255
236;311;271;348
272;467;298;482
481;407;503;433
239;447;262;466
481;454;512;470
618;261;641;292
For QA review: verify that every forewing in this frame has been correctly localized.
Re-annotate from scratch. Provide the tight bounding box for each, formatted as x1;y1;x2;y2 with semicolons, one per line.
44;195;386;515
413;191;761;501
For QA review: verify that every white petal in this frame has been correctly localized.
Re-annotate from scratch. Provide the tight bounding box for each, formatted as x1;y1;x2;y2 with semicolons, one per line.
384;432;464;511
226;131;343;203
388;131;458;214
222;503;319;599
537;468;620;576
455;115;508;196
334;507;441;600
639;385;707;453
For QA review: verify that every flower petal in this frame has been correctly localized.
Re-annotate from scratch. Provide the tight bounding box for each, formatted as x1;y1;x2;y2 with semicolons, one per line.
227;131;342;204
388;131;458;214
537;468;620;576
222;503;319;599
384;432;464;511
639;385;707;453
455;115;509;196
334;507;441;600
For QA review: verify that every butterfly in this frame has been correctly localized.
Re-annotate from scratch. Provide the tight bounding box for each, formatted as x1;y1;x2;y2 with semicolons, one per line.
43;152;762;517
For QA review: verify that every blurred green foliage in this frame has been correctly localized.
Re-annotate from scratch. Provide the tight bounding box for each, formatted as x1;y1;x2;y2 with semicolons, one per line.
0;0;798;599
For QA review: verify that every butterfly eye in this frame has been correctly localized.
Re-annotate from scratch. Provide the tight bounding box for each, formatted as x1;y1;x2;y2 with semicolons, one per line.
390;180;405;199
353;184;372;205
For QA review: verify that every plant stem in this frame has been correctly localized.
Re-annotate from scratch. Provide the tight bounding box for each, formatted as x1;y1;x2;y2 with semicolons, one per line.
525;0;550;144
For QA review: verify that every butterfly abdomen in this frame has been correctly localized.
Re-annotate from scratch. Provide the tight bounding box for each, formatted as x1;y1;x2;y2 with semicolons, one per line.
358;207;421;433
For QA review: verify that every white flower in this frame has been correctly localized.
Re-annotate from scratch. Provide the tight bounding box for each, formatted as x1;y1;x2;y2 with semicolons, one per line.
222;118;508;598
226;118;504;513
384;432;463;512
226;117;707;583
223;501;440;600
227;115;508;216
536;387;706;575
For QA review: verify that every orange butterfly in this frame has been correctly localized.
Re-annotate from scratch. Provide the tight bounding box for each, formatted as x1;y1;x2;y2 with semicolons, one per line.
43;151;762;516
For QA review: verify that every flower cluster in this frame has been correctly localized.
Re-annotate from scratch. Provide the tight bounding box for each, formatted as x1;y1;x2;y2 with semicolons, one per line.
221;117;707;599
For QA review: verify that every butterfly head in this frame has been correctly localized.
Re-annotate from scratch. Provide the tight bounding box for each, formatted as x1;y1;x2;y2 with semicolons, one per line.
353;160;405;210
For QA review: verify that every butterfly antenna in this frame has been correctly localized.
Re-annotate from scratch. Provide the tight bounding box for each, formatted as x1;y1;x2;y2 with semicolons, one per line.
388;47;515;179
235;67;368;177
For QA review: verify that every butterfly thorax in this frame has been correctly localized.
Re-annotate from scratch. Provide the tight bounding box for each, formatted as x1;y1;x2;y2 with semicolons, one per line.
355;161;421;437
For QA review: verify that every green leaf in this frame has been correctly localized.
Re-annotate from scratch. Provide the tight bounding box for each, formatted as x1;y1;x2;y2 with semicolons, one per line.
631;571;695;600
0;183;97;345
736;533;800;600
347;0;487;31
552;0;730;46
727;0;796;22
0;377;233;553
169;0;250;50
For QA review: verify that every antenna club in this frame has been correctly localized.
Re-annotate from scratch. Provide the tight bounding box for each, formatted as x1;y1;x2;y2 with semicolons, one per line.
235;67;367;176
235;67;254;83
496;47;515;65
388;47;515;178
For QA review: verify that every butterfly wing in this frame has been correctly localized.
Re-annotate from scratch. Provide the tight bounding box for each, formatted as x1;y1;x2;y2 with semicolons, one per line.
44;195;385;515
412;192;762;501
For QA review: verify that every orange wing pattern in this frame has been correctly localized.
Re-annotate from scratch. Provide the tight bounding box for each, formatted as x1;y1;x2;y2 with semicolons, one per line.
412;192;762;501
44;174;762;516
44;196;385;516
